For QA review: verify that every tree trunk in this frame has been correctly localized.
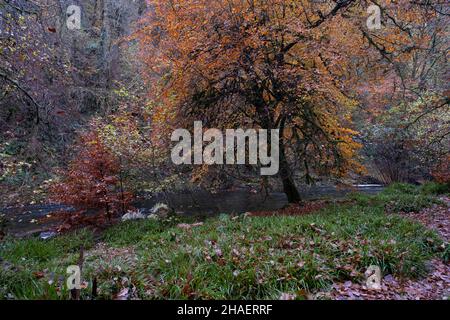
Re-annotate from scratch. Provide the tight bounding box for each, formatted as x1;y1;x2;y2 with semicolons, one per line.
279;145;302;203
279;117;301;203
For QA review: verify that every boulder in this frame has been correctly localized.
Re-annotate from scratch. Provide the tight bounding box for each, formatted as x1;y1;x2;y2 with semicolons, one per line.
151;203;171;219
121;209;145;221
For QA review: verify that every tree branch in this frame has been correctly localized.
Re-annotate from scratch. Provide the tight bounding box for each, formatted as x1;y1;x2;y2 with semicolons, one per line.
0;71;43;123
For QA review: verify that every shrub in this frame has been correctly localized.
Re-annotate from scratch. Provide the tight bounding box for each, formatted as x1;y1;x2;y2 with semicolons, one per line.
382;183;420;195
420;182;450;195
51;129;133;223
432;156;450;184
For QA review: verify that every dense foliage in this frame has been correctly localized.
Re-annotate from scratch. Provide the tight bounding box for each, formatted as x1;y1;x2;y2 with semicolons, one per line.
51;128;133;224
0;1;448;220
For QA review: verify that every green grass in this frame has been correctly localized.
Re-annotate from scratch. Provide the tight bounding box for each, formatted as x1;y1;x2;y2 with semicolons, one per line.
1;197;445;300
420;182;450;196
349;182;444;213
0;229;95;299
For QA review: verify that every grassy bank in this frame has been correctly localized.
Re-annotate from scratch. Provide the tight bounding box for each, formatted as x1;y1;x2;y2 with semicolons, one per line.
0;183;447;300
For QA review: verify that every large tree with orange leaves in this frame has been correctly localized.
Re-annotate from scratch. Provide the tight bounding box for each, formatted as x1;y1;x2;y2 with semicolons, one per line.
135;0;447;201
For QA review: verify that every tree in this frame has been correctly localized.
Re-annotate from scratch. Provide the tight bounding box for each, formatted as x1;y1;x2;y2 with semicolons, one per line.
51;126;133;222
135;0;369;202
354;1;449;183
433;155;450;184
0;0;148;205
360;94;449;183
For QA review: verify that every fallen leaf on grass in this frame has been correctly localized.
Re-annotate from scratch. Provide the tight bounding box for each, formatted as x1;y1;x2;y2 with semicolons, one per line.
279;293;296;300
177;222;204;230
33;271;45;279
114;288;129;300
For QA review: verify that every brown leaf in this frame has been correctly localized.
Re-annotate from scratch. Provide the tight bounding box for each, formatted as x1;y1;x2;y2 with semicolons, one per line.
33;271;45;279
114;288;129;300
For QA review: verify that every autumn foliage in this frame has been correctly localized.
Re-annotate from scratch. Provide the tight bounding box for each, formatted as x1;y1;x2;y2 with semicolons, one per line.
432;156;450;185
132;0;449;198
51;128;133;224
135;0;370;201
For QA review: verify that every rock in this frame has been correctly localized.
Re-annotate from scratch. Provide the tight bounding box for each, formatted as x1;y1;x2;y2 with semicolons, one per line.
121;205;171;222
121;209;146;221
39;231;57;240
151;203;171;219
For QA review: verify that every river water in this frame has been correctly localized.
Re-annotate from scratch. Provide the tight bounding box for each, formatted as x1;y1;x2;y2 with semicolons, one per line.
1;185;384;237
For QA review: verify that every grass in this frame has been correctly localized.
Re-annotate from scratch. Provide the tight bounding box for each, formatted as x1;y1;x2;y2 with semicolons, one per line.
349;182;444;213
420;182;450;196
0;183;447;300
0;229;94;299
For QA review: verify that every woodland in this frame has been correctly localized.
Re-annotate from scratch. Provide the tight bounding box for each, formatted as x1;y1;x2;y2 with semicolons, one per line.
0;0;449;300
